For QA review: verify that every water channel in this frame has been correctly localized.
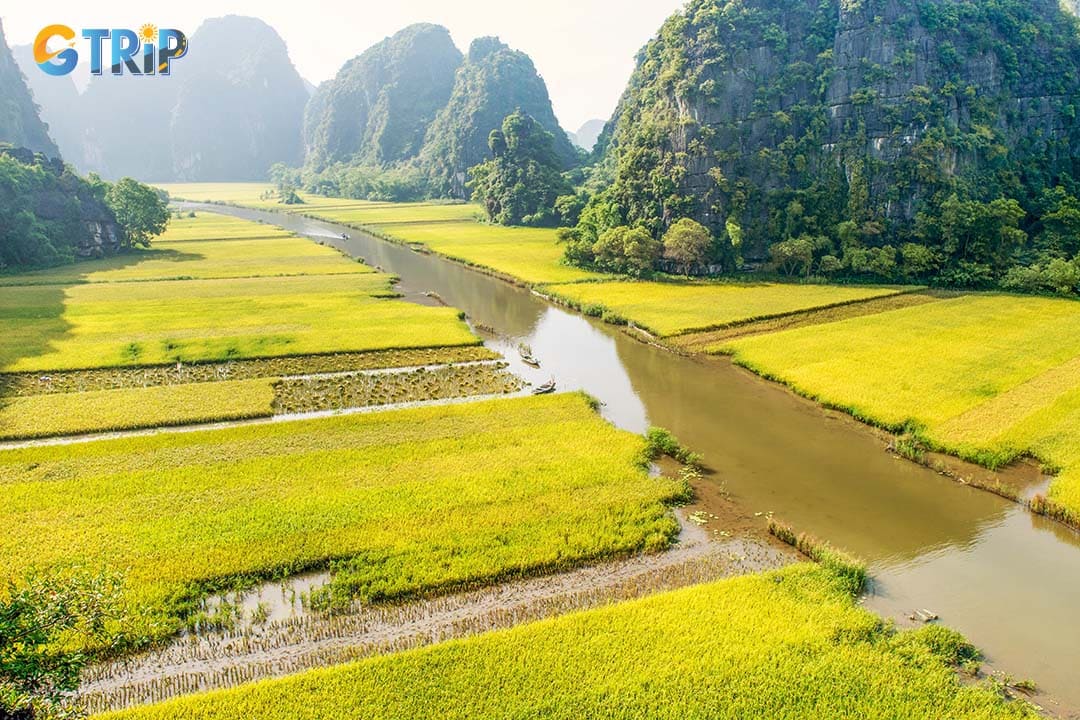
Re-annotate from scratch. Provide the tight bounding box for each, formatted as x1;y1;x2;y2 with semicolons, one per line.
198;204;1080;715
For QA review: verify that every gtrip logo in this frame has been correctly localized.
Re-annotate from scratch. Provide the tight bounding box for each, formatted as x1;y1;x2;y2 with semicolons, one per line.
34;24;188;76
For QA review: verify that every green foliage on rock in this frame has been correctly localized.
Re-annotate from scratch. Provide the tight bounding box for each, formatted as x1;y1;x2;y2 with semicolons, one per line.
0;147;112;269
0;147;167;271
468;110;572;226
568;0;1080;291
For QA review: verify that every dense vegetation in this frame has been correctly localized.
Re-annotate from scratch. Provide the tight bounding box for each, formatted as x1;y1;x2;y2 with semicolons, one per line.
0;19;58;157
562;0;1080;293
468;110;572;226
0;147;167;271
95;565;1035;720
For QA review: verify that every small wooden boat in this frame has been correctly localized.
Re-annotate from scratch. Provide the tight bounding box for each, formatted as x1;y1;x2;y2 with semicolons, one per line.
518;344;541;368
532;378;556;395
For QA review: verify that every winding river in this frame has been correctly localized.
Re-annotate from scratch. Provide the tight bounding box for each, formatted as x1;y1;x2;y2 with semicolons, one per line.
197;204;1080;716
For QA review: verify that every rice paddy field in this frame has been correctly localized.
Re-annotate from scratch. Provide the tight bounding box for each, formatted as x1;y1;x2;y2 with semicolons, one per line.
1;393;686;646
95;564;1033;720
368;222;595;284
0;273;475;372
0;378;276;439
158;183;594;284
543;280;911;336
0;212;479;374
721;294;1080;519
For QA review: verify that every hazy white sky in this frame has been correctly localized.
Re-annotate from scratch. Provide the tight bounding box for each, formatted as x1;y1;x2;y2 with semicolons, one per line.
3;1;684;131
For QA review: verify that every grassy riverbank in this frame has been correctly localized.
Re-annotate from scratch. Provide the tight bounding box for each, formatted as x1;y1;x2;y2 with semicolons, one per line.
722;294;1080;521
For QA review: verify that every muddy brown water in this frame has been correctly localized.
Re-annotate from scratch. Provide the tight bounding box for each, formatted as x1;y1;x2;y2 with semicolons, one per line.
192;204;1080;716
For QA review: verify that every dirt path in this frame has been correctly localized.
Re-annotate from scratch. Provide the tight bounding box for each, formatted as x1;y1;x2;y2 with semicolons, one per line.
79;512;792;714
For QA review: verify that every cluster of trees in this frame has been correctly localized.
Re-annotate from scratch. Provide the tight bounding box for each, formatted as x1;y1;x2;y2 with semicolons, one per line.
0;146;169;271
560;216;715;278
552;186;1080;295
547;0;1080;295
467;110;572;226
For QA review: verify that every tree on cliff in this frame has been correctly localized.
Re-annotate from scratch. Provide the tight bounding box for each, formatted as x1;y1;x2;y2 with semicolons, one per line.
563;0;1080;291
467;110;571;226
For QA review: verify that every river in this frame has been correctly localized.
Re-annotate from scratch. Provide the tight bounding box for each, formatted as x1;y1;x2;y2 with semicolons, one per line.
197;204;1080;716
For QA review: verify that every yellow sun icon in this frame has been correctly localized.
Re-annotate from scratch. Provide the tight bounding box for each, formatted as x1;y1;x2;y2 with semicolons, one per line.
139;24;158;43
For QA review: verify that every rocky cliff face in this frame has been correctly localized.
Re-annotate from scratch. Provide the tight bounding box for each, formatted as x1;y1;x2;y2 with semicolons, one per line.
304;24;463;170
418;37;579;197
599;0;1080;260
0;20;59;157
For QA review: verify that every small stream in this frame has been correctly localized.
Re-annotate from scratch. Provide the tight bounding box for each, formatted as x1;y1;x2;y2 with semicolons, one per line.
194;204;1080;715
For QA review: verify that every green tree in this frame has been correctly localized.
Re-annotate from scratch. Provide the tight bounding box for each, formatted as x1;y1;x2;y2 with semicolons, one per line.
934;195;1026;274
105;178;170;249
662;218;713;273
592;226;661;277
769;237;814;276
1;569;122;719
467;110;571;226
1034;189;1080;258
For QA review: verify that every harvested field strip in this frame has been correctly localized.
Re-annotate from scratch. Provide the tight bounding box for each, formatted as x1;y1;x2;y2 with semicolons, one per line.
0;361;520;441
0;394;687;651
0;347;498;396
80;524;788;714
94;564;1035;720
273;363;523;414
0;379;276;440
542;280;912;337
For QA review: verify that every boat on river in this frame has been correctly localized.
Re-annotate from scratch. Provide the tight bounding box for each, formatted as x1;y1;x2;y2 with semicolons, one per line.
518;344;541;368
532;377;556;395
